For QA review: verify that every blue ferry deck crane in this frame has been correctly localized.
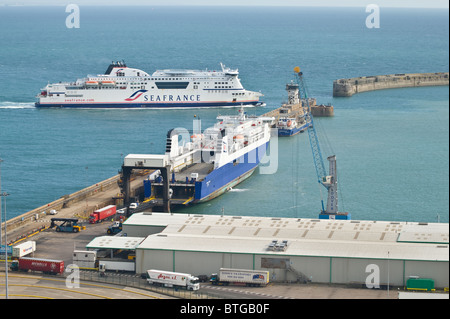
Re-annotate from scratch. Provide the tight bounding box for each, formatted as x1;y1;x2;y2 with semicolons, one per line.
293;66;350;220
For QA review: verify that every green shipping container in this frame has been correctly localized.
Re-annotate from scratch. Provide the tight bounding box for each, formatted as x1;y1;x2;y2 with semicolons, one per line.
406;278;435;291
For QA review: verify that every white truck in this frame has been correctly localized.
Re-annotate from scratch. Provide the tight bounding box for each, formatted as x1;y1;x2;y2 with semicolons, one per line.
98;259;135;273
12;241;36;258
146;269;200;291
210;268;270;287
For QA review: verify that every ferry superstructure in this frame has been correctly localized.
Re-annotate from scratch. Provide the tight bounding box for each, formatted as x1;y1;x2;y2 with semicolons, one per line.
35;61;263;108
135;108;274;209
274;82;311;136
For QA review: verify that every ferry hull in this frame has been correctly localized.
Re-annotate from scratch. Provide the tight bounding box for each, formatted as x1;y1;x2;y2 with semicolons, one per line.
143;141;269;207
194;141;269;202
277;122;311;137
35;101;262;109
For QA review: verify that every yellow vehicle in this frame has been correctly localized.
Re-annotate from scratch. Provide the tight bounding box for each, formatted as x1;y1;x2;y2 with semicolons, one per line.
50;218;83;233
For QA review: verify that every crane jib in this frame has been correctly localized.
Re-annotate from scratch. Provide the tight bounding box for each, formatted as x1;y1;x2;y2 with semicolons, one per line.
294;70;344;218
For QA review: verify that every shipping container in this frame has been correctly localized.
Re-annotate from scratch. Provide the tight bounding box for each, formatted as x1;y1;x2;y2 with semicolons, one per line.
14;257;64;275
12;241;36;258
99;259;135;272
89;205;116;224
73;250;97;262
407;278;435;291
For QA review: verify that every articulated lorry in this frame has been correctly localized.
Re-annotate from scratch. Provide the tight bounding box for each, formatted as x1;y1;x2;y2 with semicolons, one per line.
146;269;200;291
89;205;116;224
210;268;269;287
11;257;65;275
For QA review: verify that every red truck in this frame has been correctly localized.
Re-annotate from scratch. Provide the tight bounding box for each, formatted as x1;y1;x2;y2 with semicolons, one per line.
11;257;65;275
89;205;116;224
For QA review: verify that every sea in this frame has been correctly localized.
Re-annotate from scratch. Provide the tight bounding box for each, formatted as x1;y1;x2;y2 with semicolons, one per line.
0;5;448;223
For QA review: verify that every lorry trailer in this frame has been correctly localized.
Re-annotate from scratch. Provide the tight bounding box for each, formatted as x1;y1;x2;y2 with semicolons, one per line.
210;268;269;287
12;241;36;258
146;269;200;291
11;257;65;275
89;205;117;224
99;259;135;273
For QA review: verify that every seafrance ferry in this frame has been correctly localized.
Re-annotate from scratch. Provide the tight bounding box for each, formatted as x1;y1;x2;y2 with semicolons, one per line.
35;61;264;108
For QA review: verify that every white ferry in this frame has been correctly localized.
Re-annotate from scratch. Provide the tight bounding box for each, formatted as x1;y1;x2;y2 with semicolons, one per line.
35;61;264;108
132;107;274;209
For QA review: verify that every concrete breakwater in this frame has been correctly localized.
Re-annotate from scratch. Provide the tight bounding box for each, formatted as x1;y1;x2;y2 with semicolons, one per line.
333;72;449;97
2;174;120;234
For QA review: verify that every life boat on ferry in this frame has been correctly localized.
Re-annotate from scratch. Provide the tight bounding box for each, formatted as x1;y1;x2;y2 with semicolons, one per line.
190;134;204;140
85;81;99;86
101;80;115;86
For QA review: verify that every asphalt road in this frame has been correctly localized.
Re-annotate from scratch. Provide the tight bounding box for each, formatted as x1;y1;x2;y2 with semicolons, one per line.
0;273;170;299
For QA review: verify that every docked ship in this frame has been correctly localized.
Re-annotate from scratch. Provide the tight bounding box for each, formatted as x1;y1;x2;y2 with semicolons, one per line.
122;107;274;211
277;115;310;137
274;82;311;137
35;61;264;108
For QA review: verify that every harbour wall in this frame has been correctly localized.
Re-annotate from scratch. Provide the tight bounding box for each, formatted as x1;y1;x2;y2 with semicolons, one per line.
2;174;120;234
333;72;449;97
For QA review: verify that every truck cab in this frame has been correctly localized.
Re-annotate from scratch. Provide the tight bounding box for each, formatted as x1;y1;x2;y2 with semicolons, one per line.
210;273;225;285
10;260;19;272
187;276;200;291
88;214;99;224
107;221;122;235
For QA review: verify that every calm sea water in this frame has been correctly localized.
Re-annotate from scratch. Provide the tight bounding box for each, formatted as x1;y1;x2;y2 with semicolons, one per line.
0;6;448;223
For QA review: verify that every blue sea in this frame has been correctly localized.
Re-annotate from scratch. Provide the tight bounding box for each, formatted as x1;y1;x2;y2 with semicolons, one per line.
0;5;448;223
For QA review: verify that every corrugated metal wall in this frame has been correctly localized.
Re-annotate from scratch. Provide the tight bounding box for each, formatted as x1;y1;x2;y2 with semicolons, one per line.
136;249;449;288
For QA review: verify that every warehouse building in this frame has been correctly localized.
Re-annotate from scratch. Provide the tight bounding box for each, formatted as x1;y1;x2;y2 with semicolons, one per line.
120;213;448;288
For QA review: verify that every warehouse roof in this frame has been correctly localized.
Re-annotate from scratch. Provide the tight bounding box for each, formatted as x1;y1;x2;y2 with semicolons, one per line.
86;236;145;250
126;213;449;261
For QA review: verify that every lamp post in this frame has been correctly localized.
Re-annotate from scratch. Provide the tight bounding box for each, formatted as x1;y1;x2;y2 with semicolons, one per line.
0;157;9;299
1;192;10;299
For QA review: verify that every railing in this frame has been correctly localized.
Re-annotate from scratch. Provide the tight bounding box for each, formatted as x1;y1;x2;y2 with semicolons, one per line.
77;271;222;299
0;267;223;299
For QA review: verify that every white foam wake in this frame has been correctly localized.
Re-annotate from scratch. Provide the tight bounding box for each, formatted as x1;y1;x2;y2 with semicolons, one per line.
0;102;35;109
